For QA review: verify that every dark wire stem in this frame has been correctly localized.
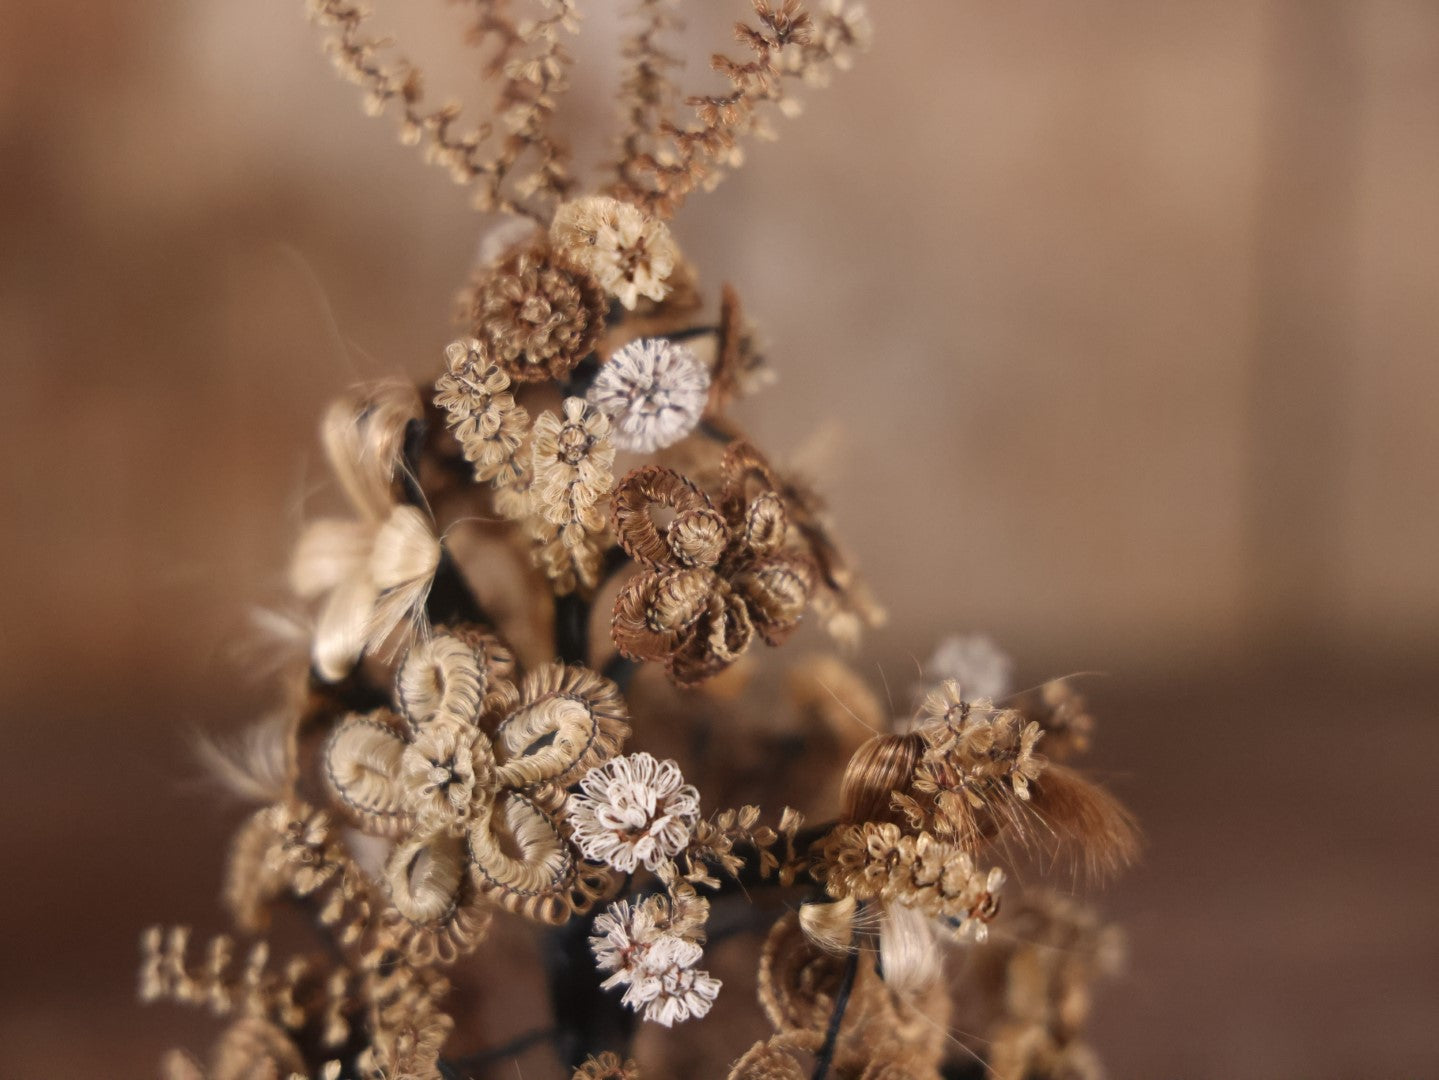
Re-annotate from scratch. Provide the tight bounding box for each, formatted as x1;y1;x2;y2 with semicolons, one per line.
426;545;492;627
558;548;629;671
719;823;833;892
601;653;639;693
697;418;734;444
811;942;860;1080
554;592;592;666
560;352;602;400
542;907;638;1072
397;416;497;630
600;543;629;583
543;525;621;1067
662;323;719;342
283;896;372;1077
400;417;430;510
308;665;391;716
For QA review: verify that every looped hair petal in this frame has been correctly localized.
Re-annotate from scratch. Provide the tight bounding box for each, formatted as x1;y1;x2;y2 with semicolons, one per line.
492;663;630;791
322;712;410;836
612;465;725;568
663;587;755;686
468;794;576;925
758;913;890;1037
383;832;494;966
387;832;466;927
397;633;485;732
719;440;782;523
743;490;789;559
444;623;517;686
611;568;716;662
705;587;755;662
734;555;815;646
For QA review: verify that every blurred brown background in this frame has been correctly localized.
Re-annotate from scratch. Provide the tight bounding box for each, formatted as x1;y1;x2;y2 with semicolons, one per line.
2;1;1436;1076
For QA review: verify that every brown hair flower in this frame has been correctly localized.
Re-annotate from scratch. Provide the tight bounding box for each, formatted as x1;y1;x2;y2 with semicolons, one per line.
466;238;606;382
846;684;1137;878
609;442;815;686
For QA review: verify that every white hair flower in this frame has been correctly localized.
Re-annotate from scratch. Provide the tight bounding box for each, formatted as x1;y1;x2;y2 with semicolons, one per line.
589;896;720;1027
567;752;701;872
587;337;711;453
912;633;1013;711
642;966;722;1026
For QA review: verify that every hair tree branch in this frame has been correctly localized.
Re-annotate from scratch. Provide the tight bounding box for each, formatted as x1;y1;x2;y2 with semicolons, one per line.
308;0;579;221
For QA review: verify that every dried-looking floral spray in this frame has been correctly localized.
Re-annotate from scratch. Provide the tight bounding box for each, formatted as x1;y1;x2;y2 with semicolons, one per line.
144;5;1137;1080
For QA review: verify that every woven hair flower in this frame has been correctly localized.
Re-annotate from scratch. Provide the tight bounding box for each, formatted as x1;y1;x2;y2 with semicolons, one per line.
917;680;1044;800
587;337;710;452
820;822;1005;940
433;339;529;487
883;680;1046;852
610;441;815;686
532;398;616;543
567;752;701;873
466;237;606;382
551;195;677;310
322;629;630;958
289;383;441;681
590;894;720;1027
572;1052;640;1080
530;397;617;594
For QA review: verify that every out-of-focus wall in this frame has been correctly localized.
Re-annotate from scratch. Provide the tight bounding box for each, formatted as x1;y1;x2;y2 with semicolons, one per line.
1;2;1436;1076
8;2;1437;683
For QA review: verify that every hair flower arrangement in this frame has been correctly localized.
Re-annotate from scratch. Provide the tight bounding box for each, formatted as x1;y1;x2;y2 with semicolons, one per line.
590;890;720;1027
146;6;1142;1078
323;630;629;950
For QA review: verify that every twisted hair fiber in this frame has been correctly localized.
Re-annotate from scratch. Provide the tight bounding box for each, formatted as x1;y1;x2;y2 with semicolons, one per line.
1026;763;1140;879
319;380;422;523
840;732;923;824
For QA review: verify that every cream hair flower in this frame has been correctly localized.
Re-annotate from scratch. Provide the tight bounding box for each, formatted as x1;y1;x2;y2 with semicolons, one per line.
551;195;677;309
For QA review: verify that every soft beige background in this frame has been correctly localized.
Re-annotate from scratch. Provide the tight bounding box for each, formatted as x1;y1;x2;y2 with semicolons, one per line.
2;1;1436;1076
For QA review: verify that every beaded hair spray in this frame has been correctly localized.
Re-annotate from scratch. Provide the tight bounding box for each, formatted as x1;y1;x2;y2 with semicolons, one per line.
140;4;1138;1078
